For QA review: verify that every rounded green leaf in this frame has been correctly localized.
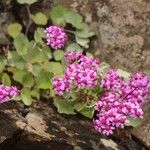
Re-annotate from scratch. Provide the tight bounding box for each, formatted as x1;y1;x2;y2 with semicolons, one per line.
22;72;34;88
98;62;110;78
117;69;131;81
13;34;29;56
53;51;64;61
66;43;82;52
13;70;34;88
45;62;63;75
2;73;11;86
31;88;40;99
50;5;68;26
31;12;48;25
64;11;83;29
34;27;45;43
7;23;22;38
17;0;38;5
21;88;32;106
36;71;53;89
74;103;94;119
31;63;41;76
7;51;26;70
126;118;142;127
25;47;49;63
75;36;89;48
13;70;27;84
75;23;94;38
54;97;76;115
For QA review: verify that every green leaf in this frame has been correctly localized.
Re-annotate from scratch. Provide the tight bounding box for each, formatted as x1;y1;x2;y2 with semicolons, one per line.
22;72;34;88
98;62;110;78
31;63;41;76
66;43;82;52
126;118;142;127
31;88;40;99
42;45;53;59
117;69;131;81
64;11;83;29
45;62;63;75
13;70;27;84
17;0;38;5
53;51;64;61
24;46;49;63
13;95;22;101
21;88;32;106
50;5;68;26
2;73;11;86
34;27;45;43
75;23;94;38
13;34;29;56
31;12;48;25
0;59;5;73
50;87;55;97
86;52;93;57
75;36;89;48
7;51;26;70
54;97;76;115
13;70;34;88
36;71;53;89
74;103;94;119
7;23;22;38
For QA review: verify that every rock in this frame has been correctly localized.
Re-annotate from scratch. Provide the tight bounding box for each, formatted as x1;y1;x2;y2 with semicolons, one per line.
0;101;109;149
0;101;147;150
100;139;119;150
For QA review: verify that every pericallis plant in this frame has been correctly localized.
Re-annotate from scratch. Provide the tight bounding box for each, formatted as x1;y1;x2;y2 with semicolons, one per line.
0;0;150;136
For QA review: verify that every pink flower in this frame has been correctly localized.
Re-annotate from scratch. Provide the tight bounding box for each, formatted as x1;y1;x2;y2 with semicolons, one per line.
64;52;100;89
0;85;20;104
101;69;125;91
52;51;100;95
65;51;82;64
52;77;70;96
44;26;67;49
93;70;150;135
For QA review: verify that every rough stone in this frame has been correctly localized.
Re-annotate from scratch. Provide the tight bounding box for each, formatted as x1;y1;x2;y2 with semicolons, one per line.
1;101;147;149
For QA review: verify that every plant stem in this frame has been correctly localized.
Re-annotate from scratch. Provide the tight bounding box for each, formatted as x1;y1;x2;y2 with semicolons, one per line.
25;5;33;36
122;87;137;101
65;29;75;35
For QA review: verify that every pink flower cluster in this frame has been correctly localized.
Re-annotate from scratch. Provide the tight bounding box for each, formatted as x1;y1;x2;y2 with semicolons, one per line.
93;69;150;135
52;78;70;96
52;51;100;95
0;84;20;104
44;26;67;49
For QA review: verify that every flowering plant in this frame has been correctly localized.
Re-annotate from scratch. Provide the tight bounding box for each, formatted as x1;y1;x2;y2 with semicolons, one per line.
3;3;94;105
52;51;150;135
0;1;149;136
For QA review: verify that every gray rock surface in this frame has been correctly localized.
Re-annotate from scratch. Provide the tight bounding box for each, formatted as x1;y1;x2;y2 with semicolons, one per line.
0;101;119;150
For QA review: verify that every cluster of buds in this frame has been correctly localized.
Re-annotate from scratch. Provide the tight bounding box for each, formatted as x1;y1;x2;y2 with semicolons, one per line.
0;84;20;104
93;70;150;135
44;26;67;49
52;51;100;95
